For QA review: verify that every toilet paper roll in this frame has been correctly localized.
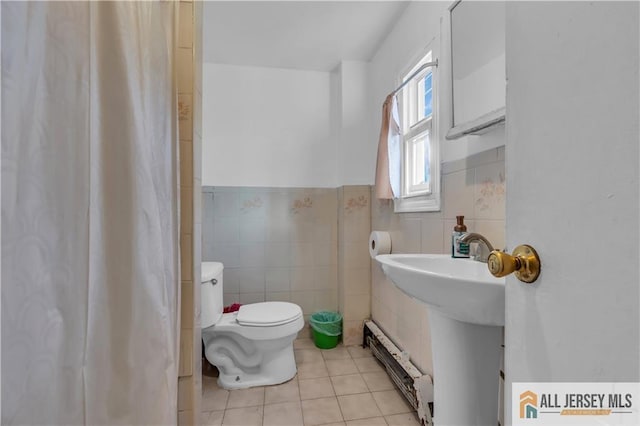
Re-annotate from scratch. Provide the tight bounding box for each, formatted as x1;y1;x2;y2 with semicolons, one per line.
369;231;392;258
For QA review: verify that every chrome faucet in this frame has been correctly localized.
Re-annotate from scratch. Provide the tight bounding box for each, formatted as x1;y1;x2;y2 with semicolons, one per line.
458;233;495;263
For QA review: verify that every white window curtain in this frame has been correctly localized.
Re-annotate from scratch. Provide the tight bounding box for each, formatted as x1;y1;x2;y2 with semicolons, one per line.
2;2;180;424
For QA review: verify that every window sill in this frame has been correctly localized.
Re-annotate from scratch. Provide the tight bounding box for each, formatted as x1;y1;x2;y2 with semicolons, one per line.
393;194;441;213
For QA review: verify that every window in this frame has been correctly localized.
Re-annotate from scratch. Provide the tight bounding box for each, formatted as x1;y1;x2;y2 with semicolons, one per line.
394;49;440;212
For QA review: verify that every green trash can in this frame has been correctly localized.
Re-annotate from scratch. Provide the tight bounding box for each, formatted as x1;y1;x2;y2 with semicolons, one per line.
309;311;343;349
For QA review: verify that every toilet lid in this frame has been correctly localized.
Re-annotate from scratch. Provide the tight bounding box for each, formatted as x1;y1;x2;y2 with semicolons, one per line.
236;302;302;326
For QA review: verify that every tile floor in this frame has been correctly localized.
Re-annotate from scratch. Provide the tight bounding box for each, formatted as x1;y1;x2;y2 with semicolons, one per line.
201;336;421;426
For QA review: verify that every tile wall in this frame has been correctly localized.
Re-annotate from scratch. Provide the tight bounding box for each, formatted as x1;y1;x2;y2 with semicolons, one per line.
371;146;505;375
202;187;339;325
200;147;504;419
178;0;203;424
338;186;372;345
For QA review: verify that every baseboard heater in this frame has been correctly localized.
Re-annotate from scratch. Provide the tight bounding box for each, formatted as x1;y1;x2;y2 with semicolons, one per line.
363;320;434;426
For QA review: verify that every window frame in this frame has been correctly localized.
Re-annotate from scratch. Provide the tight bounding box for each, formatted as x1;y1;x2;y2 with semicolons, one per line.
404;127;432;197
394;44;441;213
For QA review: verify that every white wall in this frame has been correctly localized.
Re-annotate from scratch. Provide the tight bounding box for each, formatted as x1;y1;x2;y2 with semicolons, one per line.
368;1;505;164
202;63;335;187
335;61;377;185
202;60;377;187
505;1;639;422
202;2;502;188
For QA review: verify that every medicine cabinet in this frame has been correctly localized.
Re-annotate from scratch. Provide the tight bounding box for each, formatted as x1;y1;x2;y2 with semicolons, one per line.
446;0;505;140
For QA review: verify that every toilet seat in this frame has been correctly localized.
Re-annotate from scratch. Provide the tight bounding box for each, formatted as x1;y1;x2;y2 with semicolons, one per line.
237;302;302;327
208;310;304;341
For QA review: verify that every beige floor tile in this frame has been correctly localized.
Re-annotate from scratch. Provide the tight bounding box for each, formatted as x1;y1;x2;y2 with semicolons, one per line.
321;346;351;360
346;345;373;359
297;361;329;379
295;348;325;364
372;390;413;415
299;377;335;400
326;358;359;376
265;377;300;404
199;411;211;425
201;388;229;411
353;356;385;373
346;416;388;426
361;371;395;392
337;393;383;420
293;338;317;350
330;374;369;395
301;396;344;425
263;401;304;426
202;375;220;393
222;405;263;426
226;387;265;409
320;423;346;426
296;327;313;341
385;412;421;426
200;410;224;426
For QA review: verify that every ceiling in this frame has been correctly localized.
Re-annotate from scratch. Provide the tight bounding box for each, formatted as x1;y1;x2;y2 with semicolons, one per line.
203;1;410;72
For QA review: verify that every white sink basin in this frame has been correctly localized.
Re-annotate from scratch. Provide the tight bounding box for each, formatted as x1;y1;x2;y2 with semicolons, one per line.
375;254;505;326
375;254;505;426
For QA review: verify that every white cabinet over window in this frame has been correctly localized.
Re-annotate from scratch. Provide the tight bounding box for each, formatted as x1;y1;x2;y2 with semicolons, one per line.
446;0;505;140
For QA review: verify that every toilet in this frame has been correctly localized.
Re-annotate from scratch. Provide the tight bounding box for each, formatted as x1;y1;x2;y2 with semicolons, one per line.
201;262;304;389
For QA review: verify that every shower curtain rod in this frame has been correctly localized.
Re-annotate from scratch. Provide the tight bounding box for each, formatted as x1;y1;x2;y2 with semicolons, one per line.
391;59;438;96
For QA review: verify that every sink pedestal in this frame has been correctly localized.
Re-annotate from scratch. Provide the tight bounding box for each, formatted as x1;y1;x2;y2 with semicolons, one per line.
429;310;502;426
375;254;505;425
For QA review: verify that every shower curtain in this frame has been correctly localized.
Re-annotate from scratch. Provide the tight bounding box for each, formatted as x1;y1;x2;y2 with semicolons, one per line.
2;2;180;424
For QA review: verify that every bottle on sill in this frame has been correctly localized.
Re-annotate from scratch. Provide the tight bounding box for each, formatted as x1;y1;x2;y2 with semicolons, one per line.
452;215;470;258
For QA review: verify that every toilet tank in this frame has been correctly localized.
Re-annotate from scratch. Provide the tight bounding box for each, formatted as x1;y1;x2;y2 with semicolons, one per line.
201;262;224;328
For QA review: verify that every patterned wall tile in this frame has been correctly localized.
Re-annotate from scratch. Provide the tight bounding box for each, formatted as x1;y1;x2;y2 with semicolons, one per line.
238;267;265;293
343;320;364;346
239;194;266;217
178;94;193;141
238;243;265;268
370;149;505;374
265;268;291;292
421;219;444;254
239;292;266;304
264;243;292;268
204;186;340;316
177;47;193;93
442;169;476;220
291;196;314;215
344;195;368;214
474;162;506;220
212;191;239;217
212;217;239;243
239;217;266;242
313;265;338;290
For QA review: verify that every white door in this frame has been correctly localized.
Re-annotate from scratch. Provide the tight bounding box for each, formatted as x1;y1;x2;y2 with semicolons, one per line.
504;2;639;424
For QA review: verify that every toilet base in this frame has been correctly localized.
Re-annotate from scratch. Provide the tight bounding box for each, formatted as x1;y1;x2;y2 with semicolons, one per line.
202;315;304;390
216;342;297;389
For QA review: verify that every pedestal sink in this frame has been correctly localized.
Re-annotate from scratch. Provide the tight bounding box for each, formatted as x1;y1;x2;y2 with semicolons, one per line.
376;254;505;426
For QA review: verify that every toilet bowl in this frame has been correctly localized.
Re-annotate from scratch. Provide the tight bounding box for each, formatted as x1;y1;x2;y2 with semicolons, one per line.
201;262;304;389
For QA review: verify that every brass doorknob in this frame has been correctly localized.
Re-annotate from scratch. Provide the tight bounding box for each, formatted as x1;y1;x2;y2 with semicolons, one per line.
487;245;541;283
